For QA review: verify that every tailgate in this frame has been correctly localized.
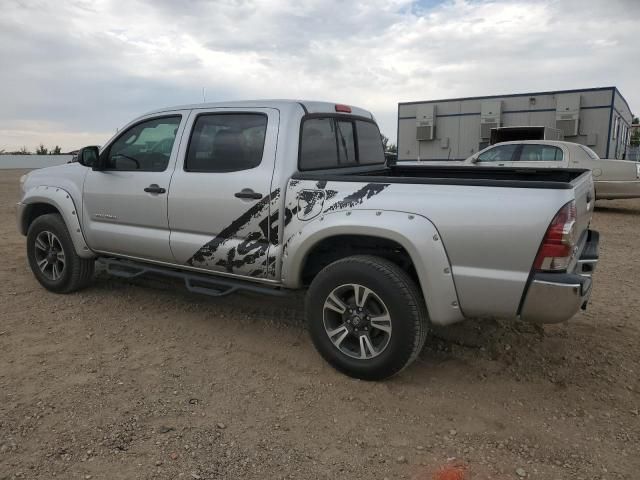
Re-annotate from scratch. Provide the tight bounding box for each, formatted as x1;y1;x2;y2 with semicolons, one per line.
571;170;595;255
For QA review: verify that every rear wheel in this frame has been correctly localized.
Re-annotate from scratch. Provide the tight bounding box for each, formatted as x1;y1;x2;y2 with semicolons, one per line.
27;213;94;293
306;255;428;380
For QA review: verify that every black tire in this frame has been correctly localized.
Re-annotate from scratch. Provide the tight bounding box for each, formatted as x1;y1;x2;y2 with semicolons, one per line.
27;213;94;293
305;255;428;380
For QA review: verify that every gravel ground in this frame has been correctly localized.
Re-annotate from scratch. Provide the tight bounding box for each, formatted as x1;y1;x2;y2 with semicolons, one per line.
1;169;638;480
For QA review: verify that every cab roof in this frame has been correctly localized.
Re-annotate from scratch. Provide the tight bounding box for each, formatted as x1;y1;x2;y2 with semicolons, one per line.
143;99;375;119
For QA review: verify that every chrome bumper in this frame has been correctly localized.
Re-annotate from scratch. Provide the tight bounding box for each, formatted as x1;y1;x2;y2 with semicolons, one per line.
520;229;599;324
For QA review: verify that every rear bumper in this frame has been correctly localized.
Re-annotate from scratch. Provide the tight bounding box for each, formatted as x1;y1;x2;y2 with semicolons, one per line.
520;229;599;324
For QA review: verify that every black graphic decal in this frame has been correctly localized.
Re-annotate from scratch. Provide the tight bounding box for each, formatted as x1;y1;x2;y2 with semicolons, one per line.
316;180;327;189
283;206;299;227
259;211;280;246
298;190;324;216
325;189;338;200
237;231;264;255
324;183;389;212
187;189;280;267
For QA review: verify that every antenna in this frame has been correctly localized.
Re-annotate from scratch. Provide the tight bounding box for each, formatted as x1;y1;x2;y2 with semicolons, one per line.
202;87;206;103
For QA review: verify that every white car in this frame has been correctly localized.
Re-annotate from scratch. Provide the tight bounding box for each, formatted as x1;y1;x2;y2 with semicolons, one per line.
467;140;640;200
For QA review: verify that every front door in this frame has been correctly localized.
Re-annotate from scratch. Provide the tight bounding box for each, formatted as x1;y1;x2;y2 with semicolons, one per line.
82;112;189;262
168;108;279;278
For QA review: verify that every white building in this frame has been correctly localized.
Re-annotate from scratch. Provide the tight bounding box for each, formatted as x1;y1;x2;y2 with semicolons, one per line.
397;86;634;161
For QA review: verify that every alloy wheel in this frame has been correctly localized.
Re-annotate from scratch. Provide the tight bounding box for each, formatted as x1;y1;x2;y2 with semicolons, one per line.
322;283;392;359
33;230;66;281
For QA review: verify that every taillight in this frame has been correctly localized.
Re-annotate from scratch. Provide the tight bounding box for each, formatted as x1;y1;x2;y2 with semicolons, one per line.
534;201;577;272
335;104;352;113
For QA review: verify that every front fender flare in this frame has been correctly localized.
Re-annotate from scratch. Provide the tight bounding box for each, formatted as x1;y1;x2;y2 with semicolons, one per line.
281;209;464;326
19;186;95;259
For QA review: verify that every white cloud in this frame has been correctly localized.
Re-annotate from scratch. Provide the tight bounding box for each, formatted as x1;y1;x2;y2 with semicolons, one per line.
0;0;638;151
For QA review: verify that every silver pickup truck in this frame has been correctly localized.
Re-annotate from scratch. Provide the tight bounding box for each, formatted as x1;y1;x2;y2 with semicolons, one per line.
17;100;599;380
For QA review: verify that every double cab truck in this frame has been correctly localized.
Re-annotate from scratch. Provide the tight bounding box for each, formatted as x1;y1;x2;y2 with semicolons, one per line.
17;100;599;380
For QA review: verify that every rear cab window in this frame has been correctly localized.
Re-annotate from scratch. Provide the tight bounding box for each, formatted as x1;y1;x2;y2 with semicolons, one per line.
299;116;385;171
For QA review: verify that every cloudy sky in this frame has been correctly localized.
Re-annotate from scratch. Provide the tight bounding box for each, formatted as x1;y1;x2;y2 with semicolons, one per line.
1;0;638;151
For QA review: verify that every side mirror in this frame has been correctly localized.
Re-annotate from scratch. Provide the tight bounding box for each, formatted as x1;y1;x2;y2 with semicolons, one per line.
469;155;479;164
77;146;100;169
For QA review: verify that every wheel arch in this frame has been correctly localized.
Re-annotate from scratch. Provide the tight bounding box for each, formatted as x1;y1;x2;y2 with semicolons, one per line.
19;187;95;259
281;209;464;326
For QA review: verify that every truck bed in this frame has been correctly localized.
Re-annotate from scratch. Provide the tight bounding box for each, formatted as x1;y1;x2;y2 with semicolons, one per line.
293;164;590;190
286;162;594;324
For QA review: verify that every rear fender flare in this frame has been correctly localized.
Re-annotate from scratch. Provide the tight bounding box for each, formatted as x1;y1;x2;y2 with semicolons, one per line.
281;209;464;326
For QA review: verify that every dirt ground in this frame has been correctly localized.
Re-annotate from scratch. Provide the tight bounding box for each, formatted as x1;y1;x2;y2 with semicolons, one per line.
1;168;638;480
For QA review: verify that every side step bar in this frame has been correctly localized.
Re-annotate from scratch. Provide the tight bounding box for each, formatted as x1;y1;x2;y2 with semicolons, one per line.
97;258;288;298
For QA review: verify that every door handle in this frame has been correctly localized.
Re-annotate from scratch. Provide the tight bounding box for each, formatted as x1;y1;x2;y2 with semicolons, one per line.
144;184;166;194
234;189;263;200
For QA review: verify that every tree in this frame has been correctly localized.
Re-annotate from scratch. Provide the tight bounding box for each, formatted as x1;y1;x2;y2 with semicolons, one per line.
18;146;30;155
380;133;397;153
632;116;639;124
51;145;62;155
631;128;640;147
36;143;48;155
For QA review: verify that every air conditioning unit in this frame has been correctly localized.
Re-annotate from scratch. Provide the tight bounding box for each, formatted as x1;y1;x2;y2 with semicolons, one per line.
480;100;501;139
416;104;435;141
556;93;580;137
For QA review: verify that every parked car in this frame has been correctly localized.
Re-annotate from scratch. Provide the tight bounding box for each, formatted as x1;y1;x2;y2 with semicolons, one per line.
466;140;640;200
17;100;599;380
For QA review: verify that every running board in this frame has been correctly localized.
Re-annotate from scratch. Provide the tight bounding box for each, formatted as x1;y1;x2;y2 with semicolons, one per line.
97;258;287;298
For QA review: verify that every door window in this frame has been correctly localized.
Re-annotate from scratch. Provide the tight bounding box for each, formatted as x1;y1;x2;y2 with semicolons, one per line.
476;144;518;162
516;144;563;162
105;116;181;171
185;114;267;172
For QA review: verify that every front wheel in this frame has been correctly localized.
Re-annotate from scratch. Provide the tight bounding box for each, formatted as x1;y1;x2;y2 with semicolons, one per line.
305;255;428;380
27;213;94;293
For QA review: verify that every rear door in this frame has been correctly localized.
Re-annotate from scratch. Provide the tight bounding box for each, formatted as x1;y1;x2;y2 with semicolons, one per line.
167;108;280;278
